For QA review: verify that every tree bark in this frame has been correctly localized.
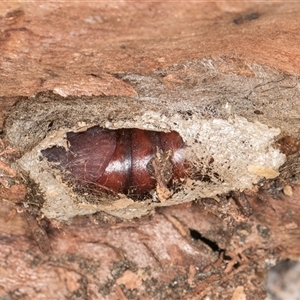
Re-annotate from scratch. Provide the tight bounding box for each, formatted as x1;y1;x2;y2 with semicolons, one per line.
0;2;300;299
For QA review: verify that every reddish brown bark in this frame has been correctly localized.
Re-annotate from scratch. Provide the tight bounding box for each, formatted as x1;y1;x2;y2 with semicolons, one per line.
0;2;300;299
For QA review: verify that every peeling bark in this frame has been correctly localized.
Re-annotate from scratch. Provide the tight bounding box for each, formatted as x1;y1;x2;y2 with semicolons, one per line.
0;2;300;299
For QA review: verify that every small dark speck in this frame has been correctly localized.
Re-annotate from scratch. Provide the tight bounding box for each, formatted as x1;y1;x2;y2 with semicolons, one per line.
39;78;46;86
47;121;54;131
233;12;259;25
246;12;260;21
254;110;264;115
233;16;244;25
186;110;193;117
120;45;126;49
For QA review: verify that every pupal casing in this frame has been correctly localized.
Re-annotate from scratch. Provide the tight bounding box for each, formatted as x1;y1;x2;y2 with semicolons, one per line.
5;92;285;221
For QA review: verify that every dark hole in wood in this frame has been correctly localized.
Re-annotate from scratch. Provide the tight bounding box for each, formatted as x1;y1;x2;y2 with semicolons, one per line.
189;229;223;253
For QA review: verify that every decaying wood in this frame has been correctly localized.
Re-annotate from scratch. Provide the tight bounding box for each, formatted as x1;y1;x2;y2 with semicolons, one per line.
1;158;300;299
0;2;300;299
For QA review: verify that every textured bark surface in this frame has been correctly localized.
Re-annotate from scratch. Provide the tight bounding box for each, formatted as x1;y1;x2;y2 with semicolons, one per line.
0;2;300;300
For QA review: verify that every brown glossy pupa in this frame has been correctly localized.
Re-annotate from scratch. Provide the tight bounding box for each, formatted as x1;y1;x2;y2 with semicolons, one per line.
41;126;188;201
